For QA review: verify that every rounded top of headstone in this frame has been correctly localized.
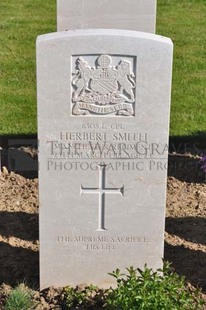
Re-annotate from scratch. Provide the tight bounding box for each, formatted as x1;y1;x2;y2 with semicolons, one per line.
97;54;111;68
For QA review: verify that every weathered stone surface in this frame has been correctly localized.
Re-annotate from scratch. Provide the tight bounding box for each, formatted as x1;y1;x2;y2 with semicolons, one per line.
57;0;157;33
37;29;173;290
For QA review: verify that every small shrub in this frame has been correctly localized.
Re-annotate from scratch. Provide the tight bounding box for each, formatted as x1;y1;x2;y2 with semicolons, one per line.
106;262;205;310
64;286;88;308
5;284;34;310
63;262;205;309
64;284;104;309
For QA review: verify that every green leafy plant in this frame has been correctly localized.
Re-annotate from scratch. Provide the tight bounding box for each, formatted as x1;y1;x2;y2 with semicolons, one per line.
63;262;205;309
106;262;205;310
5;284;34;310
64;286;87;308
64;284;104;309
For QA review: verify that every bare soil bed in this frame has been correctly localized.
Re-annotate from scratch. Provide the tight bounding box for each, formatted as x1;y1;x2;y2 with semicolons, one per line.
0;152;206;308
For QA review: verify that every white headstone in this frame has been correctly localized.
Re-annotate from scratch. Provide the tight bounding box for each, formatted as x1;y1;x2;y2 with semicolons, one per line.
37;29;173;290
57;0;157;33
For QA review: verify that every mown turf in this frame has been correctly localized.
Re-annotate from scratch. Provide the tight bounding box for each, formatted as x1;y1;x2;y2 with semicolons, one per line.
0;0;56;135
0;0;205;136
157;0;206;137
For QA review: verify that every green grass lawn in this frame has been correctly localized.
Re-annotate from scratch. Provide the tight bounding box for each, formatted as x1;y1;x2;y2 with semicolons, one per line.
0;0;205;136
157;0;206;137
0;0;56;135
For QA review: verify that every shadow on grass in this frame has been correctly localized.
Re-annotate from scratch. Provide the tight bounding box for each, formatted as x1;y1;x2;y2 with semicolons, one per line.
169;131;206;152
0;135;37;149
0;134;38;179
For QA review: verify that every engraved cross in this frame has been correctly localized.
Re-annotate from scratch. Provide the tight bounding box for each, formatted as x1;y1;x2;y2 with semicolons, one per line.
81;164;124;231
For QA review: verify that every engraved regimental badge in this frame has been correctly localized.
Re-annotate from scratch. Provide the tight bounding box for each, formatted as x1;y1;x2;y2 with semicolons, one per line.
72;54;136;116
